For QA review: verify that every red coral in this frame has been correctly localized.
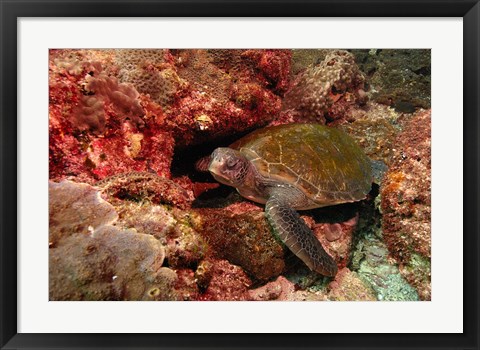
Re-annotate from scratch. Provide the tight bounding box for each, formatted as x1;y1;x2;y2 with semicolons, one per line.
242;49;292;94
49;49;177;183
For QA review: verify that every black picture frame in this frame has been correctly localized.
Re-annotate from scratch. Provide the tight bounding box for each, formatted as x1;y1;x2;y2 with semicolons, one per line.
1;1;478;349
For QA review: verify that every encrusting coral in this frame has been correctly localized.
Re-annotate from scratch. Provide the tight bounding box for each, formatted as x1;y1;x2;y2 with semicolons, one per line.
381;109;431;300
282;50;366;124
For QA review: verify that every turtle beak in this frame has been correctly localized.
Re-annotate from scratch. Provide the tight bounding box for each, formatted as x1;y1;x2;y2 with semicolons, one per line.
208;158;230;185
208;151;235;186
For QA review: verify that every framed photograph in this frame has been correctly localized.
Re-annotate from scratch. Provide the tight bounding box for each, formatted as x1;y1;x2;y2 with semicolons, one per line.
1;0;478;349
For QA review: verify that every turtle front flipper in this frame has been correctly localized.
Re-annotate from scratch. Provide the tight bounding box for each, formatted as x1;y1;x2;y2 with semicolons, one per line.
265;195;338;277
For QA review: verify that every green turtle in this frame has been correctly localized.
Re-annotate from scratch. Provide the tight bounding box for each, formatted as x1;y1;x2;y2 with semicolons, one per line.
201;123;382;277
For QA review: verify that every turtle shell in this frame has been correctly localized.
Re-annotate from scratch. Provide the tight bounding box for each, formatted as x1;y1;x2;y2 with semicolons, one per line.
230;123;372;206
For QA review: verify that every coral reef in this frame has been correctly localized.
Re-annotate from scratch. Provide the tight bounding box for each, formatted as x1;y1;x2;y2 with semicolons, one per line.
49;48;291;184
380;109;431;300
48;49;431;302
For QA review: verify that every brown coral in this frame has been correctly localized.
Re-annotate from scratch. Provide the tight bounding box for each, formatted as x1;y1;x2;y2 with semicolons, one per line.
283;50;365;123
116;49;188;109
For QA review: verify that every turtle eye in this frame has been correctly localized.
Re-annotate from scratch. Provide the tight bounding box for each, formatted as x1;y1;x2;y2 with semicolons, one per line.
226;158;238;168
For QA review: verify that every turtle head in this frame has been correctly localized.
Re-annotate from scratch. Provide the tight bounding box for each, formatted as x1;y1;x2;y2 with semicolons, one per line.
208;147;250;188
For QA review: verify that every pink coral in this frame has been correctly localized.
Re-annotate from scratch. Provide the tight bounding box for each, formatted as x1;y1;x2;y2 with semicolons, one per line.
75;73;144;133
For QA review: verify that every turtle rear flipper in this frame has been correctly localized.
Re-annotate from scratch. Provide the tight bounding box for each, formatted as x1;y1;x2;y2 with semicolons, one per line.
265;194;338;277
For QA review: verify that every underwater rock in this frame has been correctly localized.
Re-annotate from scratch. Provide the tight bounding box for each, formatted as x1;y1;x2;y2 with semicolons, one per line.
114;202;177;241
49;52;97;183
85;127;175;181
248;276;296;301
164;209;208;269
337;102;401;165
290;49;330;75
247;275;328;301
327;267;377;301
108;198;207;270
352;49;431;110
381;109;431;300
310;211;359;269
194;206;285;282
173;268;200;301
95;171;194;209
240;49;292;94
352;234;420;301
199;259;252;301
